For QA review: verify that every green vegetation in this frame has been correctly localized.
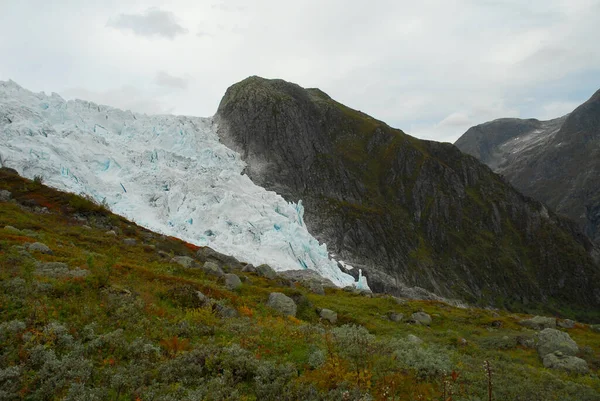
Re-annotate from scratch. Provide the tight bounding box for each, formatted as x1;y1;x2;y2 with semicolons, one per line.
0;171;599;400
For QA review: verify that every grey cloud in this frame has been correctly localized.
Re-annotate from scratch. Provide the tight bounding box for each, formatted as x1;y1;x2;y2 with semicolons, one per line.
155;71;189;90
107;9;188;39
62;86;173;115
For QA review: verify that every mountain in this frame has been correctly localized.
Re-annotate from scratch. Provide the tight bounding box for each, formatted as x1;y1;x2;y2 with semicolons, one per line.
1;77;599;316
0;80;364;289
216;76;600;315
455;89;600;244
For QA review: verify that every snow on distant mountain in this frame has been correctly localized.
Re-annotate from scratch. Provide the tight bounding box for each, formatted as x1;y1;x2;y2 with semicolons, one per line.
0;80;367;289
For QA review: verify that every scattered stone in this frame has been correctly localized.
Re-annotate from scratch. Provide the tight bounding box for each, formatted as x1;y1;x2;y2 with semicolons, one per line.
196;291;209;305
171;256;198;268
410;312;432;326
256;264;277;280
203;261;224;277
490;320;503;328
542;351;589;374
387;312;404;322
105;230;117;236
27;242;53;255
557;319;576;329
319;308;337;324
519;316;556;330
304;280;325;295
537;328;579;357
4;225;21;234
212;303;239;318
267;292;297;316
458;338;468;346
196;247;243;270
222;273;242;290
123;238;136;246
590;324;600;333
516;335;536;349
0;190;12;201
392;297;407;305
407;334;423;344
82;225;92;230
242;264;257;273
157;250;170;259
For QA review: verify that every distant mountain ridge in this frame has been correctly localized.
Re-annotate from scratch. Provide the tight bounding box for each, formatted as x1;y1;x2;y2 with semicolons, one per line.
455;89;600;244
216;76;600;316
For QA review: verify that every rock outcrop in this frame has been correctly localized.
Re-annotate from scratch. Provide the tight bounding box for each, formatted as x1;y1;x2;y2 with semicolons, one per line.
216;76;600;315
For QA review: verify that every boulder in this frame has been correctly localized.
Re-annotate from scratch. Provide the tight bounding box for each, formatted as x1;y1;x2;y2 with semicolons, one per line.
242;264;257;273
537;328;578;357
557;319;576;329
267;292;296;316
319;308;337;324
212;303;239;318
171;256;198;268
410;312;432;326
590;324;600;333
202;261;224;277
387;312;404;322
542;351;589;374
196;291;209;305
123;238;136;246
520;316;556;330
27;242;53;255
222;273;242;290
196;247;243;270
105;230;117;236
4;225;21;234
0;190;12;201
407;334;423;344
256;264;278;280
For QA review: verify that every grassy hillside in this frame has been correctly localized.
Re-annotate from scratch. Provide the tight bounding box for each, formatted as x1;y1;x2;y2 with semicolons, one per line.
0;169;599;400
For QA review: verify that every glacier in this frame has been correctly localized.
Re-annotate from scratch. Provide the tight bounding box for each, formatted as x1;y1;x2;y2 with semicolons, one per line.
0;80;368;289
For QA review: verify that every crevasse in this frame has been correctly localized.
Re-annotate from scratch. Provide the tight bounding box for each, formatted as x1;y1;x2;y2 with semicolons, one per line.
0;80;368;289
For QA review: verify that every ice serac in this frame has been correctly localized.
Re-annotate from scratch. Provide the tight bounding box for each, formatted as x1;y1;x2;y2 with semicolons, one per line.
0;80;366;289
215;76;600;316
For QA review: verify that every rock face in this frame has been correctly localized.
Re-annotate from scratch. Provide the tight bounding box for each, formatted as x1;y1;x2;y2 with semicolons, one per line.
455;89;600;246
215;76;600;313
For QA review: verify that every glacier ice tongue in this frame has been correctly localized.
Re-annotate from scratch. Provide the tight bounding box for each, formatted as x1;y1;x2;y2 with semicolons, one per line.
0;80;367;289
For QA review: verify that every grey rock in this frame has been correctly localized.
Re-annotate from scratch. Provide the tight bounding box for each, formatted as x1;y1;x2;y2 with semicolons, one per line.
516;335;536;349
196;291;209;305
36;262;89;278
267;292;297;316
242;264;257;273
105;230;117;236
387;312;404;322
222;273;242;290
557;319;576;329
196;247;243;270
537;328;579;357
520;316;556;330
4;225;21;234
27;242;53;255
202;261;224;277
82;225;92;230
213;303;239;318
123;238;136;246
171;256;198;268
542;351;589;374
0;190;11;201
407;334;423;344
279;269;336;288
319;308;337;324
410;312;432;326
157;250;170;259
590;324;600;333
256;264;277;280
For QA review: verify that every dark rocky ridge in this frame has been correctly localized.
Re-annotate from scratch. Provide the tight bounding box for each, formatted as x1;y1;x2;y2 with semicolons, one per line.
215;76;600;317
455;89;600;244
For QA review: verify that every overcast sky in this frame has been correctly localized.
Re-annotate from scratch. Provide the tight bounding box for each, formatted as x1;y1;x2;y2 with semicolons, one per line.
1;0;599;143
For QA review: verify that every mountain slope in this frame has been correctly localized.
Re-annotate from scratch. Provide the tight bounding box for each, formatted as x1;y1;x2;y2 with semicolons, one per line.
0;80;362;288
216;76;600;314
1;169;599;399
455;89;600;243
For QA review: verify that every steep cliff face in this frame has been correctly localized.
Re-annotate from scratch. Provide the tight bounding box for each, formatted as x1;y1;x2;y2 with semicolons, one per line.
216;76;600;316
455;89;600;244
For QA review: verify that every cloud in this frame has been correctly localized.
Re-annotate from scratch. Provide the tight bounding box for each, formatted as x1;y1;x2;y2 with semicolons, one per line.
107;8;188;39
62;86;173;115
155;71;189;90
